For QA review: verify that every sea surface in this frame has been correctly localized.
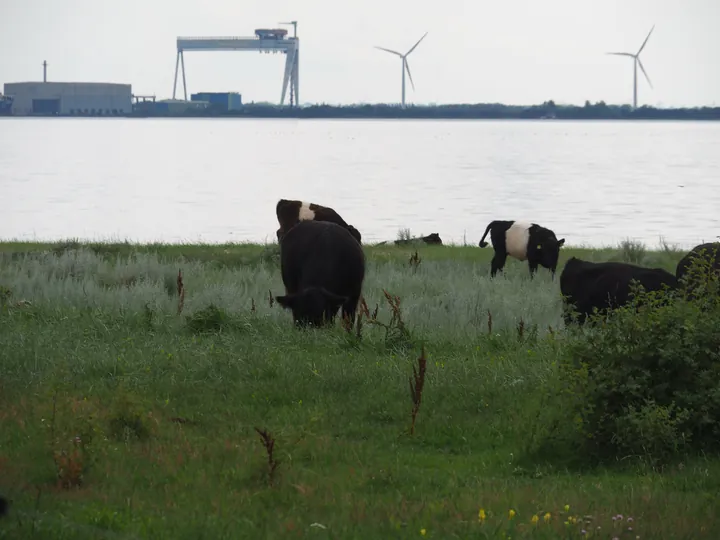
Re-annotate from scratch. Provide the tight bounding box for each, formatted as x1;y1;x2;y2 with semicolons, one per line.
1;117;719;249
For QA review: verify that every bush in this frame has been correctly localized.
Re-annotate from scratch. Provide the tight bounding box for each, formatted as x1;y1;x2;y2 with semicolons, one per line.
618;239;647;264
553;277;720;467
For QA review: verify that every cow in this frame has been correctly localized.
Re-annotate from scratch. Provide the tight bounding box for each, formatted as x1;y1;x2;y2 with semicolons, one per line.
478;220;566;278
394;233;443;246
275;198;362;244
275;220;366;328
675;242;720;298
560;257;678;325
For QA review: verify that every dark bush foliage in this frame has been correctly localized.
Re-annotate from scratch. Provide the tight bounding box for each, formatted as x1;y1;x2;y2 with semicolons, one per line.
552;255;720;467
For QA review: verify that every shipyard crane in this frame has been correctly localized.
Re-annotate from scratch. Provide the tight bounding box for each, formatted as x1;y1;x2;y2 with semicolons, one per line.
172;21;300;106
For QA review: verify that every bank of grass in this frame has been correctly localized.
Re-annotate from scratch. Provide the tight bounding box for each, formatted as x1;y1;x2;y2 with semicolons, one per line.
0;239;717;539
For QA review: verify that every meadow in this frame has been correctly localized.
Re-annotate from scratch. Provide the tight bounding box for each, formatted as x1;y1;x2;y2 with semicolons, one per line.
0;238;718;539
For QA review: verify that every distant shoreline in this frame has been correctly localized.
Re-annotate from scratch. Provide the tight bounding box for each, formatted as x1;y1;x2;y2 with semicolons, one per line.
3;101;720;121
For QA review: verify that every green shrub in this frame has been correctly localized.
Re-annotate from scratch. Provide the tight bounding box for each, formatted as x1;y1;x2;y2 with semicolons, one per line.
185;304;242;334
618;239;647;264
553;278;720;467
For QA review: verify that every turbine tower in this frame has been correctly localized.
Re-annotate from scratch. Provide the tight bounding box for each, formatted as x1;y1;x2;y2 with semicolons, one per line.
607;25;655;109
375;32;428;108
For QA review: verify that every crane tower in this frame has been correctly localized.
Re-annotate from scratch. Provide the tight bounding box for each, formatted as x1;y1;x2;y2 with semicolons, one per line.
172;22;299;107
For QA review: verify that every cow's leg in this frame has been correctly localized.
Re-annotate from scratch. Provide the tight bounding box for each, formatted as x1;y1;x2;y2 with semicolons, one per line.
490;251;507;278
341;295;360;331
528;261;539;279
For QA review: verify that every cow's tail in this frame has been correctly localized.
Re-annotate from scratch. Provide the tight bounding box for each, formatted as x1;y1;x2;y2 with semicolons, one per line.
478;221;496;248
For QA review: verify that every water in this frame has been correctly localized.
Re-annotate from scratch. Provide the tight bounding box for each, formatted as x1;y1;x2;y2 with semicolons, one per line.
1;117;719;249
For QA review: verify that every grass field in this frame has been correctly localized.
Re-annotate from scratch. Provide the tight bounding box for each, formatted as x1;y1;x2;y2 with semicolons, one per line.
1;238;718;539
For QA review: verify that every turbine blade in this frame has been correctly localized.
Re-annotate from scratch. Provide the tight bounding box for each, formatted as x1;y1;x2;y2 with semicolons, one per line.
606;52;635;57
405;31;428;56
637;24;655;55
405;58;416;91
374;46;403;57
637;58;653;88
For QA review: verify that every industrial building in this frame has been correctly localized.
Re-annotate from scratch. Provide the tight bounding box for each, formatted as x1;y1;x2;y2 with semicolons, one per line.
190;92;242;111
3;82;132;116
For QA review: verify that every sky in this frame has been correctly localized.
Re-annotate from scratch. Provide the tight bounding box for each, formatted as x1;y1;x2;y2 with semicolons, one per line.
1;0;719;108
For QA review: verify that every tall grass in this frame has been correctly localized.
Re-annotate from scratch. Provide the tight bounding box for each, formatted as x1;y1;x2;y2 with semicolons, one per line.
0;241;717;539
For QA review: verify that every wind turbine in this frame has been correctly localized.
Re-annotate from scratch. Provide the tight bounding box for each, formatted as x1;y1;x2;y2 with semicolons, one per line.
606;25;655;109
374;32;428;108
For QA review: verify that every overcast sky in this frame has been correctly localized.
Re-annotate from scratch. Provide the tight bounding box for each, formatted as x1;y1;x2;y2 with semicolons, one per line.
1;0;719;108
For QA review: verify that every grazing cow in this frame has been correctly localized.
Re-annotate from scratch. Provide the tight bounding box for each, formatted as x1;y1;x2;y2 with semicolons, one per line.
478;220;566;278
275;198;362;244
675;242;720;297
394;233;443;246
275;220;366;328
560;257;678;325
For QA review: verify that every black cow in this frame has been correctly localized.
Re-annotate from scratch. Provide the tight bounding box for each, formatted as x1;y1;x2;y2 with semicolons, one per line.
675;242;720;297
275;198;362;244
394;233;443;246
560;257;678;325
478;220;565;278
275;220;366;328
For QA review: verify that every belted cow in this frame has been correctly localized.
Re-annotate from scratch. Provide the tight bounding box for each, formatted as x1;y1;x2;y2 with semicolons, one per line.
275;220;366;328
275;199;362;244
478;220;565;278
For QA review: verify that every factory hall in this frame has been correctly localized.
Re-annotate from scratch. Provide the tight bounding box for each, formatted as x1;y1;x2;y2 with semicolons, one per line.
3;81;132;116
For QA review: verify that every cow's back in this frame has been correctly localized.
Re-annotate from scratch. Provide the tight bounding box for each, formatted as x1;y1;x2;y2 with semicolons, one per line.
561;258;677;322
676;242;720;281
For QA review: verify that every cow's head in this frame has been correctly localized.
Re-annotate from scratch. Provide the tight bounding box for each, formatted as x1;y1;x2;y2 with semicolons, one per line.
347;225;362;244
275;286;348;327
533;233;566;269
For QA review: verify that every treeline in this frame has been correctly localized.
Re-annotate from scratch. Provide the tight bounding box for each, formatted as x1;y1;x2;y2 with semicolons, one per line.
131;100;720;120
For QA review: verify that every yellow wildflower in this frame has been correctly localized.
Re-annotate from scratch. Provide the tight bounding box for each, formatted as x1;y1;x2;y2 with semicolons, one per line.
544;512;551;523
564;504;570;512
420;529;426;536
478;509;486;522
509;509;516;520
531;515;539;525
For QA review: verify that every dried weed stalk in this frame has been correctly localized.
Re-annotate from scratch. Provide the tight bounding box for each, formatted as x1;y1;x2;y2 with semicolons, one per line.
268;289;275;308
409;345;428;435
254;426;280;485
355;307;364;339
487;310;493;334
53;437;85;489
364;289;408;343
251;298;256;313
517;318;525;340
47;393;83;489
409;251;422;271
177;270;185;315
